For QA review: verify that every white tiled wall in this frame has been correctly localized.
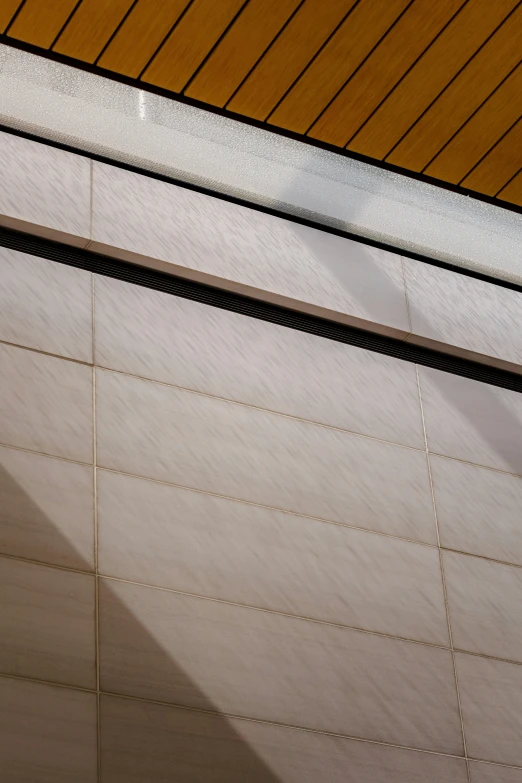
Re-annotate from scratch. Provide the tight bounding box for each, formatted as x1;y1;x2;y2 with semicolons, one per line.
2;247;522;781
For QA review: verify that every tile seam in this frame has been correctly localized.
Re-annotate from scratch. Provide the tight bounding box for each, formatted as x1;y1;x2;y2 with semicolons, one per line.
416;365;471;782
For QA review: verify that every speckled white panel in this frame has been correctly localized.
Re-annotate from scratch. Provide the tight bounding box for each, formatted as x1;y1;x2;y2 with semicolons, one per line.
99;579;462;753
0;131;90;245
95;368;436;543
1;44;521;284
91;162;410;337
404;258;522;371
94;275;422;447
101;694;468;783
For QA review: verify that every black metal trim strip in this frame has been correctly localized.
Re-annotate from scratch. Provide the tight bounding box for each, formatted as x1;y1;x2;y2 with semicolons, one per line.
2;122;522;296
1;225;521;395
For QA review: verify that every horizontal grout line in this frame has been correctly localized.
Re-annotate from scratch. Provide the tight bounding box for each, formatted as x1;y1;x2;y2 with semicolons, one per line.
0;337;93;366
5;545;522;665
99;573;451;651
96;365;425;453
0;440;94;467
0;671;465;760
5;668;522;769
96;465;437;547
429;450;522;481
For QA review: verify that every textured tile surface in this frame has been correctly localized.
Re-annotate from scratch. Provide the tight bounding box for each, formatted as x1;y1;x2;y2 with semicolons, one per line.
101;694;468;783
99;578;462;753
431;455;522;565
419;366;522;474
0;446;94;570
0;247;93;361
0;676;97;783
0;131;90;243
94;275;423;447
0;343;93;463
96;369;436;542
0;557;95;687
444;552;522;661
470;762;522;782
405;257;522;366
91;163;410;335
457;653;522;767
98;470;448;644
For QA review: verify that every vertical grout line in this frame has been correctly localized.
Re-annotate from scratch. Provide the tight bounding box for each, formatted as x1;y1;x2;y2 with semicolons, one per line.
415;365;471;782
92;274;101;782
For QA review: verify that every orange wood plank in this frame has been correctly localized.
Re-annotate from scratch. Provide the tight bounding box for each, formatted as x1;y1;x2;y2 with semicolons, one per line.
228;0;355;121
53;0;134;64
142;0;246;93
308;0;466;147
388;3;522;171
461;118;522;196
7;0;78;47
425;63;522;184
0;1;24;34
98;0;192;78
185;0;301;107
348;0;518;160
268;0;410;134
497;167;522;206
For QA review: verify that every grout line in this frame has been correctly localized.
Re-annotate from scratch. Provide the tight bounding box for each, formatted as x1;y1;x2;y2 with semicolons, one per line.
0;337;93;366
96;464;437;547
416;366;470;782
96;364;426;454
99;573;450;651
92;282;101;783
0;551;93;575
0;440;92;467
428;449;522;481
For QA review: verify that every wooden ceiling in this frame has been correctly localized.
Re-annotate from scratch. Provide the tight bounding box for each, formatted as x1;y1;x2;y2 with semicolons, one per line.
2;0;522;208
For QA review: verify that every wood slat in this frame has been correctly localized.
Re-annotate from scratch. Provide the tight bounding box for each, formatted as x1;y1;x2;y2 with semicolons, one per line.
141;0;246;93
461;117;522;195
425;63;522;184
97;0;191;79
53;0;134;64
388;3;522;171
7;0;78;47
227;0;354;121
498;167;522;206
308;0;466;147
268;0;410;134
184;0;301;107
348;0;518;160
0;1;24;33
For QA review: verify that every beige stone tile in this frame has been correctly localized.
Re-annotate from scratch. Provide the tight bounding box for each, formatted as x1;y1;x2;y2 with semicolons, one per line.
98;470;448;644
0;343;93;463
0;557;95;688
404;257;522;369
419;366;522;475
91;162;410;336
470;762;522;783
95;369;436;543
0;247;92;361
101;693;468;783
432;455;522;565
456;653;522;767
0;676;97;782
99;578;462;753
444;552;522;662
0;131;90;244
0;446;94;571
94;275;423;447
